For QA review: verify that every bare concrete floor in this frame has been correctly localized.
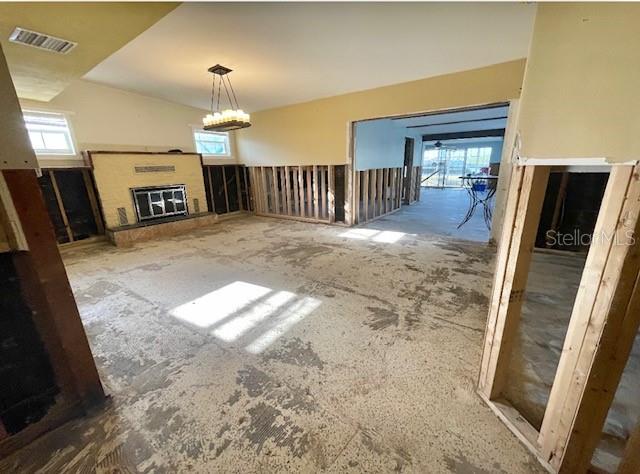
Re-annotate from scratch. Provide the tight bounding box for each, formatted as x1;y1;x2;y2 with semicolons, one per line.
0;216;542;473
368;188;491;243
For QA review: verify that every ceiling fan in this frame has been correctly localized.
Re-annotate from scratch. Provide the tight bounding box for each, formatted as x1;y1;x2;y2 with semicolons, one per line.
433;140;456;149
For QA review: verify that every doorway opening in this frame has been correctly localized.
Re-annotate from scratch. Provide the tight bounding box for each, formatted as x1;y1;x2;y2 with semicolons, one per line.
350;102;510;243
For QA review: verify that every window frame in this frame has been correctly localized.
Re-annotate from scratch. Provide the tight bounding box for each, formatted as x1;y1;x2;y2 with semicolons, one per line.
22;109;78;158
192;128;231;157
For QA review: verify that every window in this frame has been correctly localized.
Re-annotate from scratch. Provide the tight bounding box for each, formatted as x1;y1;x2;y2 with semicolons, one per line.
133;185;187;222
421;143;496;188
23;110;76;155
194;130;230;156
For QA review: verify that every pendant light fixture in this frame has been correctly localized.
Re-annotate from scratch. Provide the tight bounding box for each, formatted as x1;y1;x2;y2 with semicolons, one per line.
202;64;251;132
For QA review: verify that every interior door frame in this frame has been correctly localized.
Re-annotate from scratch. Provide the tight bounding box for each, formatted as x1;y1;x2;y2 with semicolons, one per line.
346;100;514;229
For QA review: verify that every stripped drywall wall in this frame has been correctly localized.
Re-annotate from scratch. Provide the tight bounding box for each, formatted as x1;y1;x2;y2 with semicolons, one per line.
235;59;526;167
19;80;239;168
517;3;640;162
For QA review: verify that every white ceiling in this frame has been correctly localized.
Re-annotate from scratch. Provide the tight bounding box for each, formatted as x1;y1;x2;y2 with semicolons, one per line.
84;3;536;113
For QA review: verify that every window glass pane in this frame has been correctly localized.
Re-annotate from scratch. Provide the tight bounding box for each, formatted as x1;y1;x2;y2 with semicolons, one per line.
23;111;75;155
194;130;229;155
163;191;176;213
174;190;186;211
28;131;45;150
136;194;151;218
42;132;69;150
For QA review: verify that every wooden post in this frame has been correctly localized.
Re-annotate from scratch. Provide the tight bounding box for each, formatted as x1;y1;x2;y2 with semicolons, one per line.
619;423;640;474
390;169;397;210
235;166;243;212
260;167;269;214
298;166;306;218
4;170;105;406
328;165;336;223
538;165;640;473
313;165;319;220
81;169;104;235
306;166;313;217
396;167;403;208
320;166;327;219
292;167;300;216
546;171;569;247
207;166;215;213
48;170;74;242
271;166;280;214
221;166;230;213
478;165;550;400
377;168;384;215
243;167;251;211
284;166;292;216
353;169;360;224
363;170;369;222
371;169;377;217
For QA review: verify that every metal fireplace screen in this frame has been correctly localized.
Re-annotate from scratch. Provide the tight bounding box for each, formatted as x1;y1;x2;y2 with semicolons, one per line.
132;185;187;222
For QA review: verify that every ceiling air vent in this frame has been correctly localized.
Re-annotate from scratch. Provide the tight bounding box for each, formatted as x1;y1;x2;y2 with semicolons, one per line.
8;27;77;54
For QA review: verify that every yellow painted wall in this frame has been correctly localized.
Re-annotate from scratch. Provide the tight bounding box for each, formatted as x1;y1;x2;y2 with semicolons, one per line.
20;80;239;168
236;60;526;166
91;152;207;229
517;3;640;162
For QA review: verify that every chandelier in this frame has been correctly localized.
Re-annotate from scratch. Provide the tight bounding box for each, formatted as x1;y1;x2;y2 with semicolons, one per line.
202;64;251;132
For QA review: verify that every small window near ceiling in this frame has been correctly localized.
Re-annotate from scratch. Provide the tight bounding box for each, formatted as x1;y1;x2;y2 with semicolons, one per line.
194;130;230;156
23;110;76;155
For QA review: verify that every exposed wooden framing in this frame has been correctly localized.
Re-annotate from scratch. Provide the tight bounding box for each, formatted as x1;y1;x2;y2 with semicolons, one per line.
345;163;353;226
271;166;280;214
478;165;550;400
396;167;403;208
207;167;215;212
546;171;569;247
260;167;269;214
363;170;369;221
292;167;300;216
320;166;327;218
376;168;383;216
284;166;292;216
279;167;287;213
235;166;243;212
298;166;306;217
619;422;640;474
370;169;377;218
81;169;104;234
255;212;330;224
353;168;360;224
538;165;640;473
243;167;251;211
306;167;313;216
382;168;389;214
48;170;73;243
221;166;230;213
328;165;336;223
313;165;319;220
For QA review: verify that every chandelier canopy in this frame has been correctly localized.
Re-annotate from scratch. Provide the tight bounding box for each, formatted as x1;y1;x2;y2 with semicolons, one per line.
202;64;251;132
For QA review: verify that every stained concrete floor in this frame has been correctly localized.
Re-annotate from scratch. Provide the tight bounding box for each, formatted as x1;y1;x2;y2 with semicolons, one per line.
0;215;543;473
368;188;491;243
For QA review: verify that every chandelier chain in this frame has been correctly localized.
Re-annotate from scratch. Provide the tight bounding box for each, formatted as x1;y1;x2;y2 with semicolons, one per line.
226;75;240;110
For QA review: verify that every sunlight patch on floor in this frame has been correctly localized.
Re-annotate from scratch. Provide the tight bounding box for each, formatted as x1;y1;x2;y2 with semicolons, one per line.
339;228;407;243
170;281;321;353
